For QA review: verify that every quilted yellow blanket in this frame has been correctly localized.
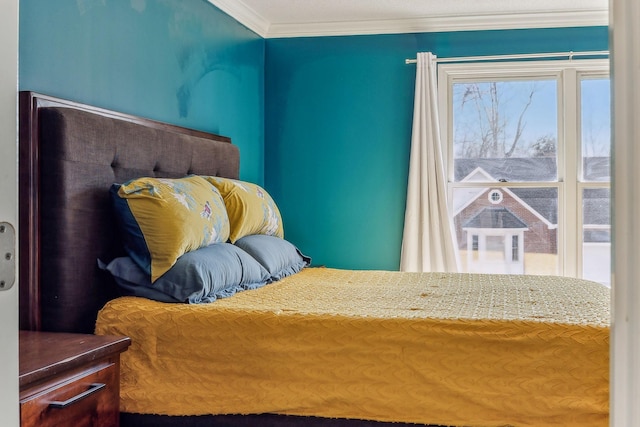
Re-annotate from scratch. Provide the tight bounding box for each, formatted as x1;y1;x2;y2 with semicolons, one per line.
95;268;609;427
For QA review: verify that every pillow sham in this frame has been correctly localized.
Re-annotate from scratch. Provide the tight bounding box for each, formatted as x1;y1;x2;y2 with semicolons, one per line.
99;243;271;304
234;234;311;281
110;175;230;282
202;176;284;243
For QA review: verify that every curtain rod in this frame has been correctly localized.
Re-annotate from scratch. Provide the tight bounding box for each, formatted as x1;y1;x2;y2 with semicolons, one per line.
405;50;609;64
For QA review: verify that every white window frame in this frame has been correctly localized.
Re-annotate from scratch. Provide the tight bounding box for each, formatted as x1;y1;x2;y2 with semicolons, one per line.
437;59;610;280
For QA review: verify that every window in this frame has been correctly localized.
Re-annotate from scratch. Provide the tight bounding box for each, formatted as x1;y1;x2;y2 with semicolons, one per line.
472;234;479;250
438;60;610;285
488;189;503;204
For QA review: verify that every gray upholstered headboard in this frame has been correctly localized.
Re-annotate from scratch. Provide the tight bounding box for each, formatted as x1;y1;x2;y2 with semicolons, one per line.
19;91;240;333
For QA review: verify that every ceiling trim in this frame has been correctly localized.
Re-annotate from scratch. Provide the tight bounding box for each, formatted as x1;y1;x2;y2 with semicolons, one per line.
207;1;608;39
207;0;270;37
268;10;608;38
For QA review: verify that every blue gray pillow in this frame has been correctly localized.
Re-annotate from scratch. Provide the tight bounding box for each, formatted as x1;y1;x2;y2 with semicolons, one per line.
234;235;311;281
99;243;270;303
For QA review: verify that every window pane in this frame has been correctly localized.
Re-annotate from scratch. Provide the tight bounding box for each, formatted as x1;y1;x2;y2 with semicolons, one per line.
582;188;611;286
453;80;558;182
512;236;519;261
453;187;558;275
581;78;611;182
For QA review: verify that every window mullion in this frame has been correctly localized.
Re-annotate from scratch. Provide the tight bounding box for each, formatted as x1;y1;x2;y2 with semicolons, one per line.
561;68;579;278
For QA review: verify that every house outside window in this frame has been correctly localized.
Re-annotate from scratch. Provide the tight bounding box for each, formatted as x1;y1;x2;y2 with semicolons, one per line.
438;59;610;285
463;206;527;274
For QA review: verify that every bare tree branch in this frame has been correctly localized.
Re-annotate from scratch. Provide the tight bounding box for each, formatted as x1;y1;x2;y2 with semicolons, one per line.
505;89;534;157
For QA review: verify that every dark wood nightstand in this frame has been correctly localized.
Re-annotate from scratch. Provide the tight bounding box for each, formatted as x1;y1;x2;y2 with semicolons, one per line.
19;331;131;427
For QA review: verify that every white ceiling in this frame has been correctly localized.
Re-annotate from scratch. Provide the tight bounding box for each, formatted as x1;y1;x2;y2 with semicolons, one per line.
209;0;609;38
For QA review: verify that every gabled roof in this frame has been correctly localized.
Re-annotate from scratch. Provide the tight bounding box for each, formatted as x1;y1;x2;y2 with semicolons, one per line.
510;188;558;224
455;158;610;226
463;207;528;229
453;169;557;227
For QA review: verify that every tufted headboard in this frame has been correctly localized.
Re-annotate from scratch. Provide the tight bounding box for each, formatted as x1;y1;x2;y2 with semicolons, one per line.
19;91;240;333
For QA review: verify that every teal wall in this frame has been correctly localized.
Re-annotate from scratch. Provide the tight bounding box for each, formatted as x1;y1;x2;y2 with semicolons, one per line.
19;3;609;271
19;0;265;183
265;27;609;270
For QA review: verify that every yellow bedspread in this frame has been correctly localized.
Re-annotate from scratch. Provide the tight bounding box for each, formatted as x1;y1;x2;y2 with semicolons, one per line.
95;268;610;427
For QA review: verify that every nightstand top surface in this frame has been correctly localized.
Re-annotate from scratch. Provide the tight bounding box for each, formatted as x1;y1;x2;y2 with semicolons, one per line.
19;331;131;388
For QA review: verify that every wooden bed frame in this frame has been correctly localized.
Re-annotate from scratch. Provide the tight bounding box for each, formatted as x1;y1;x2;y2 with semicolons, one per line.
18;91;437;427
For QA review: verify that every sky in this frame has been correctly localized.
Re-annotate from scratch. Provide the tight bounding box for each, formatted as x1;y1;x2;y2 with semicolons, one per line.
452;76;611;159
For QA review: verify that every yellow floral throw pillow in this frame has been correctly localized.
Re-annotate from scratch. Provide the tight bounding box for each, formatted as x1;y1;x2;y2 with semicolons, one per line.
111;175;230;282
202;177;284;243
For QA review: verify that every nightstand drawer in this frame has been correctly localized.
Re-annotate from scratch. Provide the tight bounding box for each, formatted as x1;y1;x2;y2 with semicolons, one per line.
20;361;119;427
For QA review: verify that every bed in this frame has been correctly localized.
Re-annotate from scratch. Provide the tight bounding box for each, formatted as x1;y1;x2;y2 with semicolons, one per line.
18;91;610;427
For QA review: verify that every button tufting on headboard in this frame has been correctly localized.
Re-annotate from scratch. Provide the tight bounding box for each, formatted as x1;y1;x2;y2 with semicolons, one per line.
19;91;240;333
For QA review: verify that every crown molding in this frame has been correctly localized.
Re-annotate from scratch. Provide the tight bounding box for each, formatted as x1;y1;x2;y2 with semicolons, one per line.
267;9;608;38
207;0;270;37
207;1;608;39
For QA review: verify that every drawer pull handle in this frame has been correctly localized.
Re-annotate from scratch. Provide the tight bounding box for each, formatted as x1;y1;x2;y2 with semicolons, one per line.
49;383;106;409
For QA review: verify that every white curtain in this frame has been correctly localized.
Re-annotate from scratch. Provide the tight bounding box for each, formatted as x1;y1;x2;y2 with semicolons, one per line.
400;52;459;273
